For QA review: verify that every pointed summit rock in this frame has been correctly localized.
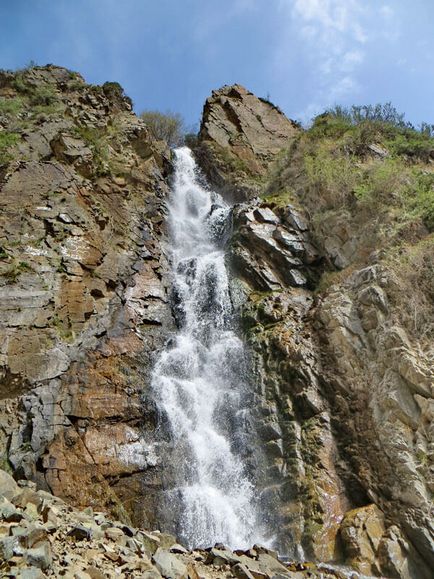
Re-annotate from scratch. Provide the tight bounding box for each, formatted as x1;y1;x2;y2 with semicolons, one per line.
197;84;299;200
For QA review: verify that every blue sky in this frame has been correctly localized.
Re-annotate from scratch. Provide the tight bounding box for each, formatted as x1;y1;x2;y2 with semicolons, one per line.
1;0;433;128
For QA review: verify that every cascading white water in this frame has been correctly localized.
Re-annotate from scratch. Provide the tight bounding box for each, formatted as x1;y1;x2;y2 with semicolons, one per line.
151;147;263;549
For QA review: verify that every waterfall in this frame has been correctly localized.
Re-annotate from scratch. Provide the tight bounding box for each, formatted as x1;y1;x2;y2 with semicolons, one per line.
151;147;263;549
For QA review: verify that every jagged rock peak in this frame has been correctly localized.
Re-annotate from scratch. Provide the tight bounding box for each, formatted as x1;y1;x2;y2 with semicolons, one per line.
196;84;299;201
200;83;299;164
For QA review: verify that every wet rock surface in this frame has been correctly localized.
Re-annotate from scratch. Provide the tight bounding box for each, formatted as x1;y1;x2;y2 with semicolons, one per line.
232;203;350;563
198;86;433;578
0;470;361;578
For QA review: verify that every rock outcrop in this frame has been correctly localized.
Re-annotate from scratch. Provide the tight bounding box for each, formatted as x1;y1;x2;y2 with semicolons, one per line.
196;85;433;578
0;66;173;526
1;70;433;579
196;84;299;201
0;468;367;578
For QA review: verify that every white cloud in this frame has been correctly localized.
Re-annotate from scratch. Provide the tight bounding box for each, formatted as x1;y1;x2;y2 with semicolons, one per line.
273;0;371;121
380;5;394;19
292;0;360;34
379;3;400;41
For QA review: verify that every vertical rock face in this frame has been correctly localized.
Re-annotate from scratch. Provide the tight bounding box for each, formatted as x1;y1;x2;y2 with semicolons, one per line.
0;66;173;526
197;84;299;201
195;85;433;578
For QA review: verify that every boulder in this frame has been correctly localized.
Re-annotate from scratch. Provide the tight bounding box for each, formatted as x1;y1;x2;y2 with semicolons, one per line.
0;469;18;500
339;504;385;575
24;542;52;570
152;548;188;579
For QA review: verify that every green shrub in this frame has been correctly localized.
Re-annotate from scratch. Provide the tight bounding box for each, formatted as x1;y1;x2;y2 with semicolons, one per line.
387;131;434;161
102;81;132;107
405;172;434;231
303;145;358;208
0;260;34;282
0;97;25;116
12;74;29;94
308;113;353;139
73;126;111;176
309;103;434;161
386;236;434;339
10;71;59;111
323;102;410;128
0;131;20;165
29;85;57;106
353;159;404;206
184;132;199;149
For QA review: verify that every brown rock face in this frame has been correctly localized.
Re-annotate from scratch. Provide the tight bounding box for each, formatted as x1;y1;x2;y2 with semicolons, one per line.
234;203;350;561
0;470;363;579
197;87;433;578
197;84;299;200
200;84;298;165
0;65;173;526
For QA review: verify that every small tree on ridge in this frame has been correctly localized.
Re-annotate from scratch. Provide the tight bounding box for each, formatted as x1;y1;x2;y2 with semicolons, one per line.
140;110;185;147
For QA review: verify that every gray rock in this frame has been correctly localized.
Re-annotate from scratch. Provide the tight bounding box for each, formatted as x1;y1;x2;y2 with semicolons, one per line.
257;553;290;575
169;543;188;554
25;525;48;548
0;469;19;500
288;269;307;286
368;143;389;158
24;542;52;570
273;228;305;256
105;526;125;541
67;524;93;540
254;207;280;225
141;571;164;579
17;568;46;579
358;285;388;313
208;547;242;566
0;497;23;522
0;535;20;560
282;206;308;231
138;530;161;555
232;563;256;579
152;548;188;579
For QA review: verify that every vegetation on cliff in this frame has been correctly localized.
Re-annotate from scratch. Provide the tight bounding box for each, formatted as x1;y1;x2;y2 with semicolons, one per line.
1;66;433;578
264;105;434;342
139;110;185;147
198;86;433;577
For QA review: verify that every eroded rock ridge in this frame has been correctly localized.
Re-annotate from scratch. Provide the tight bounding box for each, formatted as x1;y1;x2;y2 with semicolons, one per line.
0;65;174;528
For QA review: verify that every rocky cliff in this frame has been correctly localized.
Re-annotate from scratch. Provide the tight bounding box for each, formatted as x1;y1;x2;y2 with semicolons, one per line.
0;67;433;578
196;85;299;201
0;65;174;528
195;86;433;578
